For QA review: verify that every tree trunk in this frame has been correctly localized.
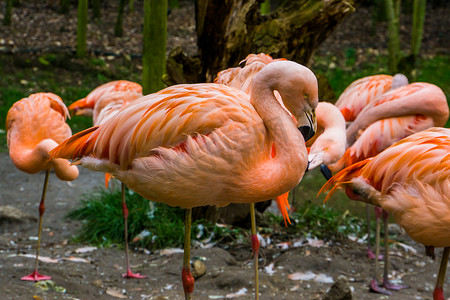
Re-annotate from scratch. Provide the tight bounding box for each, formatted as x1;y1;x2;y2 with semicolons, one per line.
194;0;361;82
385;0;401;74
129;0;135;13
92;0;101;21
411;0;426;57
76;0;89;58
114;0;126;37
260;0;270;15
60;0;70;14
3;0;12;26
142;0;167;94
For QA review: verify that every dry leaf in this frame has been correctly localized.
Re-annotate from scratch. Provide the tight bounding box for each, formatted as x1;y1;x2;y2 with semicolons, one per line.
75;246;97;254
18;254;58;263
225;288;247;298
62;256;91;263
106;287;127;299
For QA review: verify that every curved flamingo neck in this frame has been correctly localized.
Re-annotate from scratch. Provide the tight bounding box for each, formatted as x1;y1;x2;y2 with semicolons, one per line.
247;74;308;197
9;137;78;180
346;83;449;145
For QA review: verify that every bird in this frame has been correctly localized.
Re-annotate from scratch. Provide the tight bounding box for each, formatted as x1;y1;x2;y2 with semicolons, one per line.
216;53;345;224
334;74;408;124
329;78;449;293
68;80;143;119
306;101;346;171
320;127;450;300
69;80;145;278
330;74;409;265
6;93;79;281
50;60;318;300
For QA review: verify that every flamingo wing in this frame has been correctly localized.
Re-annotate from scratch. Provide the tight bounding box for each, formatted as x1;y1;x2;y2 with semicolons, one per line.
335;75;393;122
321;127;450;247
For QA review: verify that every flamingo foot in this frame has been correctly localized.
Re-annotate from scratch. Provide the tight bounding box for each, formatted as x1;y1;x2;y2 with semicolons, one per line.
182;267;195;300
382;278;408;291
369;279;392;295
21;270;52;281
122;269;147;279
367;248;383;260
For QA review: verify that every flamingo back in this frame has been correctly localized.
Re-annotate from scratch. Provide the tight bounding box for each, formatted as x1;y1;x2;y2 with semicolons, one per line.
215;53;286;94
335;75;393;121
68;80;143;115
6;93;72;150
52;84;266;169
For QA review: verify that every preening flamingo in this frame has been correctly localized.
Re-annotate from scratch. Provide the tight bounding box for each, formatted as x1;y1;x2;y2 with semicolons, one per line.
50;61;318;300
6;93;79;281
329;77;449;293
69;80;145;278
306;101;346;171
320;127;450;300
334;74;408;123
68;80;143;118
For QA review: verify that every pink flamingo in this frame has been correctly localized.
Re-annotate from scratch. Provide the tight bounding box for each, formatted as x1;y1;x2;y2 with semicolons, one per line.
69;80;145;278
320;127;450;300
329;77;448;293
68;80;143;118
6;93;79;281
216;53;346;224
50;61;318;300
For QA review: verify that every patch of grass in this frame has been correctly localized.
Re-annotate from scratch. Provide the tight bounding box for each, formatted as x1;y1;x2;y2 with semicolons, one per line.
67;188;186;249
289;202;365;240
66;187;248;250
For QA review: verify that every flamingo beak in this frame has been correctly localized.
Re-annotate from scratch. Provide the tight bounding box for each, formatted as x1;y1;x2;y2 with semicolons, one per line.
298;110;316;142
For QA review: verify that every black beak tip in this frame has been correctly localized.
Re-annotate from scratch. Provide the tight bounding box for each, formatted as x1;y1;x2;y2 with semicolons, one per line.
298;126;315;142
320;164;332;180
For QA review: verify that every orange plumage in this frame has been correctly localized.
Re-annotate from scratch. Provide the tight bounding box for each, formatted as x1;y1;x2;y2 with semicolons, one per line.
6;93;78;281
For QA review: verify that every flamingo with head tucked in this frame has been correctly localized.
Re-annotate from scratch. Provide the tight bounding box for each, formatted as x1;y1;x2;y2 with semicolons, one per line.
50;60;318;300
68;80;143;118
6;93;79;281
69;80;145;279
329;75;448;293
320;127;450;300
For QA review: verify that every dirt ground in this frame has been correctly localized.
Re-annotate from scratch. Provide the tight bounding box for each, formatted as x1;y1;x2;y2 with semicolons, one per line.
1;1;449;300
0;151;448;300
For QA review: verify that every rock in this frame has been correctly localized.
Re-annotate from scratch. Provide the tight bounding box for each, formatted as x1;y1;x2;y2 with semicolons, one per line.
322;275;352;300
192;259;207;279
0;205;36;224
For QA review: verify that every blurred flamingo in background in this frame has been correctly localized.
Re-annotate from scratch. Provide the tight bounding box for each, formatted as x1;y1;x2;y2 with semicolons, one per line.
330;74;409;265
328;76;449;293
6;93;79;281
68;80;143;119
320;127;450;300
50;61;318;300
334;74;408;124
69;80;145;279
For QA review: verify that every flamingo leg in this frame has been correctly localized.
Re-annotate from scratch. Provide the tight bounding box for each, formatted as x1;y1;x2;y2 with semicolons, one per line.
367;205;383;260
369;210;391;295
121;183;146;279
182;208;194;300
22;170;52;281
382;210;407;290
249;203;260;300
433;247;450;300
